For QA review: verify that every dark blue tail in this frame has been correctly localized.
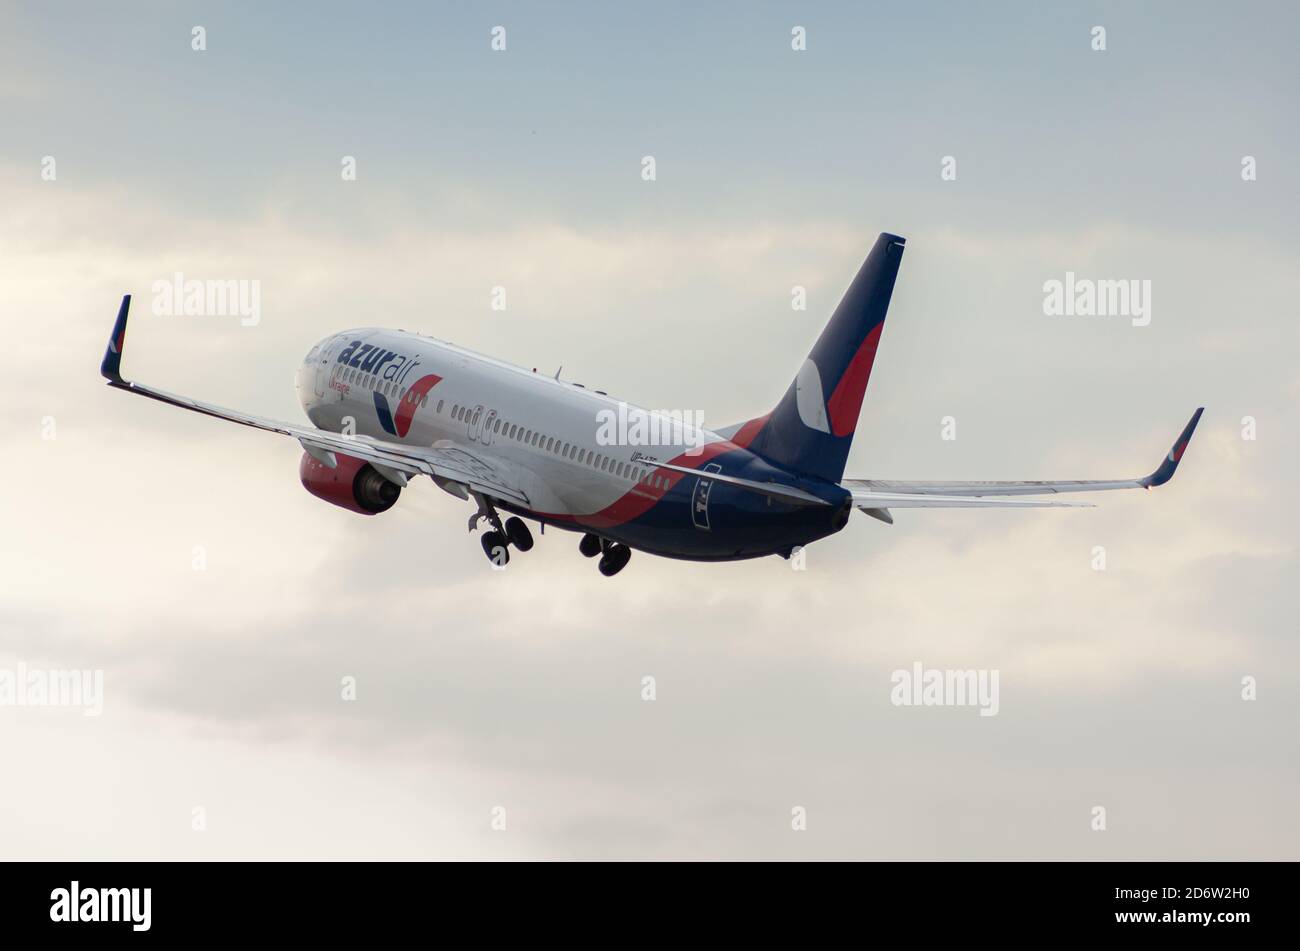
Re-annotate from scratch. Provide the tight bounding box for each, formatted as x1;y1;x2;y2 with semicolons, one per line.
748;233;905;483
101;295;131;383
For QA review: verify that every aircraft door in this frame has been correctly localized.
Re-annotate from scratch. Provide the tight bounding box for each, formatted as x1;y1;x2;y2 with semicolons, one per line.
468;404;486;442
314;337;340;398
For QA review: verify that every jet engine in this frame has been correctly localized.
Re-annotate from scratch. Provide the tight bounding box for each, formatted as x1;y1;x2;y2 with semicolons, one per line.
298;451;401;515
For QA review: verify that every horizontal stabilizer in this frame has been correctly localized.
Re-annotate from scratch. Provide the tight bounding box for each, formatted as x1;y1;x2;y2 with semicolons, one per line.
843;408;1204;505
852;492;1092;510
650;460;831;507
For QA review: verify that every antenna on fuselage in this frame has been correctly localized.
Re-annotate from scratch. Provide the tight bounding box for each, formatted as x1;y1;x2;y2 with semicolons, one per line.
554;366;563;380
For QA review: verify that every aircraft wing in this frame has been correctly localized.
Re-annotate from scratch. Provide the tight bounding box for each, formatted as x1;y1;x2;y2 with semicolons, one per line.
99;295;531;507
842;408;1202;513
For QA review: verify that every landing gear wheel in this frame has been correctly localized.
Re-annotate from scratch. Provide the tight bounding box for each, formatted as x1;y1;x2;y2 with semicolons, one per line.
598;544;631;577
504;517;534;552
579;533;602;558
481;530;510;566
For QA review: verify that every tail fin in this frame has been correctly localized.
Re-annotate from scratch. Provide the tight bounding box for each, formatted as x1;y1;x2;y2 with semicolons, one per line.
748;232;905;482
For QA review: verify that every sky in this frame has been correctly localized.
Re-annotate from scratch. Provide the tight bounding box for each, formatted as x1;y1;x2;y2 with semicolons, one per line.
1;1;1297;859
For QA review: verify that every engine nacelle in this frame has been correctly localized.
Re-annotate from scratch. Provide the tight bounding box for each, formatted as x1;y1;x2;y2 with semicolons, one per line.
299;452;401;515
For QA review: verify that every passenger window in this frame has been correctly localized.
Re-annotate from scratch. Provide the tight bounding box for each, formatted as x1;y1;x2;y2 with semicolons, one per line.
436;400;443;413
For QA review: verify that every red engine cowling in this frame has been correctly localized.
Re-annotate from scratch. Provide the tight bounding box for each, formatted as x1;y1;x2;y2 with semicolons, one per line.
299;452;401;515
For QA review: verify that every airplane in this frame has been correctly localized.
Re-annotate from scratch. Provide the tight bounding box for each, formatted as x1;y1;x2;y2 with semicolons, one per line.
100;232;1202;577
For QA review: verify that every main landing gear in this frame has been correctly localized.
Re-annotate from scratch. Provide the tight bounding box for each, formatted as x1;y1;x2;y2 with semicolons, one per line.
580;533;631;577
504;516;534;551
469;493;534;567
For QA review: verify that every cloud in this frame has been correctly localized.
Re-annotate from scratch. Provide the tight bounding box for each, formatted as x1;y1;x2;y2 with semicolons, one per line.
1;99;1296;859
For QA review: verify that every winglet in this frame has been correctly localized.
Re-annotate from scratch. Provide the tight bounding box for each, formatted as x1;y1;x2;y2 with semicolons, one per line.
1141;407;1204;488
100;295;131;383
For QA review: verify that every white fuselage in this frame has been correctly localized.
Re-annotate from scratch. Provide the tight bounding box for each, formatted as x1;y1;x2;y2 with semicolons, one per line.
294;328;716;520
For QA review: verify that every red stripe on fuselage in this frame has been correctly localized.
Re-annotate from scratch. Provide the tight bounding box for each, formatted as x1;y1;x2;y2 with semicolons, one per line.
394;374;442;437
536;414;770;530
730;413;770;449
